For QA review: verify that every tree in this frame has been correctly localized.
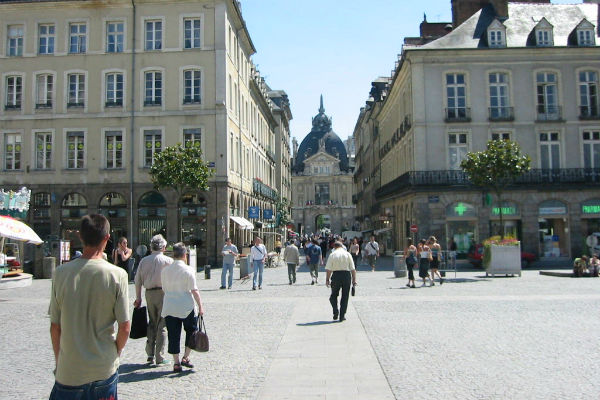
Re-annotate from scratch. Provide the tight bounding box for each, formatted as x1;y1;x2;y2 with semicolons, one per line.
275;195;291;228
460;139;531;239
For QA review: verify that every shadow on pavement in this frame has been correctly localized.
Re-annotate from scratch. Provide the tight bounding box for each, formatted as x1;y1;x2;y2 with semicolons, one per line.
296;320;337;326
119;364;174;382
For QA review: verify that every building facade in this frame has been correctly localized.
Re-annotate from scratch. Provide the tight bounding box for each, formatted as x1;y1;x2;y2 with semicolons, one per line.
353;0;600;259
0;0;291;264
291;97;355;236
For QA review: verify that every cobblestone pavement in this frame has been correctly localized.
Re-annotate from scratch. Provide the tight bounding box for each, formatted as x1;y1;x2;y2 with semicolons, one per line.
1;257;598;399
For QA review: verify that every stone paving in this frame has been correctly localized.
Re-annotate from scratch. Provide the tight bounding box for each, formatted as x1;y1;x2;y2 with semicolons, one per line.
0;257;599;399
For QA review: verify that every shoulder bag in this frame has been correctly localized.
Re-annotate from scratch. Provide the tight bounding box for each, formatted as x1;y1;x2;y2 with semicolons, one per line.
189;317;209;352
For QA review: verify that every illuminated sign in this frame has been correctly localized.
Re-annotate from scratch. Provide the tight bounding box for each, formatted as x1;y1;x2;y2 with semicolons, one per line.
582;205;600;214
492;207;517;216
455;203;467;216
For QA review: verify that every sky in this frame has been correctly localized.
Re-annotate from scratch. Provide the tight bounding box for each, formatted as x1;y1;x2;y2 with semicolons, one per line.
241;0;580;144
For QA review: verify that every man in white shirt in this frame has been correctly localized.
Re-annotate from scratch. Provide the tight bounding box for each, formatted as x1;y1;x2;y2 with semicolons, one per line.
134;234;173;365
325;242;357;322
283;241;300;285
250;237;267;290
364;235;380;272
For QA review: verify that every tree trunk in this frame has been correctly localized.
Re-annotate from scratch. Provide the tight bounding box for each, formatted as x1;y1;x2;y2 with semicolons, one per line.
496;189;504;240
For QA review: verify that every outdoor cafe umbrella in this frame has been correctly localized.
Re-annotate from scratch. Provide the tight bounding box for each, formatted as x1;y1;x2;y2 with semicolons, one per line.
0;215;43;245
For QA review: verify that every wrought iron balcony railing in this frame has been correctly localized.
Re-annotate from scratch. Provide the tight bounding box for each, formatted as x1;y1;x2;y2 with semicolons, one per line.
489;106;514;121
445;107;471;122
536;105;562;121
579;105;600;120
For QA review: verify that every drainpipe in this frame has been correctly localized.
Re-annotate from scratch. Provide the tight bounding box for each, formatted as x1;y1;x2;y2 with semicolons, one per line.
129;0;137;246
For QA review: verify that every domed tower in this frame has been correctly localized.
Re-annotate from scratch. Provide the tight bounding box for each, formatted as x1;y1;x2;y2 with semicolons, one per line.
293;96;349;174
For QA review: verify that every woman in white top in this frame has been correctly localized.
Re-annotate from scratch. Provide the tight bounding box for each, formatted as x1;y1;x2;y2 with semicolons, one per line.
161;242;205;372
417;238;433;287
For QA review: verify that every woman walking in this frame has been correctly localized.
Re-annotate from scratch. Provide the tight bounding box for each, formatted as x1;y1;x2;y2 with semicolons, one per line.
418;238;433;287
350;238;360;267
404;238;417;288
161;243;205;372
429;236;444;285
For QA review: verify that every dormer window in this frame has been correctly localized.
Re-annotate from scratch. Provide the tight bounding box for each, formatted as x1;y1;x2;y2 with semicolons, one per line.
534;18;554;47
576;19;596;46
487;20;506;48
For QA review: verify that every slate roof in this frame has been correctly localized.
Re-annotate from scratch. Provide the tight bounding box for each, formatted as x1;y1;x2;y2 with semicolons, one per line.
415;3;598;50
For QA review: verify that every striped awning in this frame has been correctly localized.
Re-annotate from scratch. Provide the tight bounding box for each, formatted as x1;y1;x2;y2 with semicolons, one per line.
230;216;254;230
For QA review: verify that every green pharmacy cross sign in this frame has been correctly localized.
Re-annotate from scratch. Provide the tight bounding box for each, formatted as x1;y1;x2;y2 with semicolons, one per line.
454;203;468;216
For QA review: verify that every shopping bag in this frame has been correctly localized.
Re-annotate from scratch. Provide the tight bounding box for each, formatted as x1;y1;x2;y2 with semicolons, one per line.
129;306;148;339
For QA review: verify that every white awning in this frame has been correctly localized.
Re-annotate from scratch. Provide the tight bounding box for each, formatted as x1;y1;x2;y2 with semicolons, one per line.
230;216;254;230
374;227;392;235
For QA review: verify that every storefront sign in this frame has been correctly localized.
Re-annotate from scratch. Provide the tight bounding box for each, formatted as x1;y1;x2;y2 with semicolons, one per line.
581;199;600;215
248;206;260;219
539;207;566;215
263;209;273;220
446;202;477;218
491;202;519;217
428;195;439;203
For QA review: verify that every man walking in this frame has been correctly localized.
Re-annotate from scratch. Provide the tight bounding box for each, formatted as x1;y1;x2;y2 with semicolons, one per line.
306;239;323;285
325;241;357;322
283;241;300;285
134;234;173;366
49;214;130;399
364;235;380;272
220;237;238;289
251;236;267;290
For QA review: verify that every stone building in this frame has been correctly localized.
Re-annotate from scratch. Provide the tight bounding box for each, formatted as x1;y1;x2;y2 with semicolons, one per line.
291;97;355;236
353;0;600;260
0;0;291;265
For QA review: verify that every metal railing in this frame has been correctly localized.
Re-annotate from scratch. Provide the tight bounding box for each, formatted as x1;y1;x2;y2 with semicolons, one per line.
445;107;471;122
536;105;562;121
489;106;514;121
579;105;600;120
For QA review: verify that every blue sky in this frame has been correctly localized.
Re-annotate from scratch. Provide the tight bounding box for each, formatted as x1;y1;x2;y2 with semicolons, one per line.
242;0;581;144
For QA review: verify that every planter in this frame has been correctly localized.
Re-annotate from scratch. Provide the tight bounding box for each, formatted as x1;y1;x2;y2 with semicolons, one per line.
485;243;521;277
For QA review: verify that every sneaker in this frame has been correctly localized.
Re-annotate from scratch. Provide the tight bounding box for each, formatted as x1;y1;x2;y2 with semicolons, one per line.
289;282;292;285
252;286;256;290
155;359;170;366
406;283;411;288
219;286;226;290
259;286;262;290
228;286;232;289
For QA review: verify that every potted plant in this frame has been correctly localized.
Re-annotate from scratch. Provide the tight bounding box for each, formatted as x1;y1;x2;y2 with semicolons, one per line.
483;236;521;277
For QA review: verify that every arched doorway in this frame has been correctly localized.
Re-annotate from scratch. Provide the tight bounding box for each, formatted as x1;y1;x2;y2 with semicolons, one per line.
138;191;166;248
61;193;87;251
315;214;331;233
31;192;51;241
180;193;207;263
99;192;128;257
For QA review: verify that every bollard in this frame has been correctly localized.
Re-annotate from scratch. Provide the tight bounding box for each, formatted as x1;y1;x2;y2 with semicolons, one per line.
43;257;56;279
204;264;211;279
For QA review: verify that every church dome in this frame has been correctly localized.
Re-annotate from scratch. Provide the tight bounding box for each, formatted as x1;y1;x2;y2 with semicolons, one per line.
293;96;349;173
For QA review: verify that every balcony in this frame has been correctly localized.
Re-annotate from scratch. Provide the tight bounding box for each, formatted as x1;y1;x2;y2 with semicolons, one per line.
35;101;52;109
444;107;471;122
105;101;123;107
536;105;562;121
67;102;84;108
266;149;276;163
4;104;21;111
489;106;514;121
144;100;161;106
579;106;600;120
375;168;600;199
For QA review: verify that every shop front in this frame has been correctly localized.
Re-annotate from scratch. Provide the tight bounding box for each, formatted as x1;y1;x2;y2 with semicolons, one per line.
581;199;600;255
489;201;522;240
180;193;208;264
446;202;478;257
138;192;166;249
538;200;570;258
31;192;52;241
61;193;87;252
98;192;128;257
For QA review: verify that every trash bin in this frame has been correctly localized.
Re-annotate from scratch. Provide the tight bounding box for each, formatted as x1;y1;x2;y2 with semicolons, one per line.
204;265;211;279
43;256;56;279
393;251;406;278
239;257;248;279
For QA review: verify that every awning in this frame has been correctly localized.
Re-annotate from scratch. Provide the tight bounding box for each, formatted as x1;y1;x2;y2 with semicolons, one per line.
374;227;392;235
361;229;373;234
230;216;254;230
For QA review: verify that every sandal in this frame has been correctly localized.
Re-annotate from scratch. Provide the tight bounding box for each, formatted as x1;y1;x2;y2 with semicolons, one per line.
181;357;194;368
173;364;182;372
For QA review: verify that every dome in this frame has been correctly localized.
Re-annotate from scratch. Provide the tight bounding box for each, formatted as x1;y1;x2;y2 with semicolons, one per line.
293;96;349;173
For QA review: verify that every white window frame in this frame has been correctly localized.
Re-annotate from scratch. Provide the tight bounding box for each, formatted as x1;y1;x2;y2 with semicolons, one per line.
447;131;470;170
490;130;512;141
488;28;505;48
4;73;24;111
142;68;163;107
66;71;86;108
180;66;203;106
105;20;125;53
38;23;56;55
582;129;600;169
444;71;469;120
3;131;22;171
7;24;24;57
103;128;125;169
141;127;163;168
536;28;553;47
33;129;54;170
68;21;87;54
577;69;599;119
577;28;595;47
144;18;163;51
488;71;511;119
537;131;562;170
65;129;86;169
102;69;126;110
535;70;560;120
180;14;204;50
182;126;203;152
34;72;55;109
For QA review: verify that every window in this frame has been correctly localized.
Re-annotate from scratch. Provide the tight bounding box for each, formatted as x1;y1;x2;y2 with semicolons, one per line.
4;133;21;170
536;29;552;47
536;72;559;120
145;20;162;51
144;130;161;167
36;74;54;108
67;73;85;107
183;128;201;148
446;73;468;120
5;76;22;110
7;25;24;56
32;193;51;218
144;71;162;106
183;70;201;104
577;29;595;47
583;131;600;169
448;133;467;170
489;72;511;119
539;132;560;169
35;132;52;169
69;23;87;53
66;131;85;169
105;131;123;169
579;71;599;118
105;73;123;107
106;22;124;53
184;18;201;49
488;30;504;47
38;24;55;55
315;183;330;205
491;132;511;141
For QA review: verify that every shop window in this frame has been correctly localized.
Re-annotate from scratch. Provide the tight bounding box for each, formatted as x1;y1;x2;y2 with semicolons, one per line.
32;192;51;219
99;192;127;218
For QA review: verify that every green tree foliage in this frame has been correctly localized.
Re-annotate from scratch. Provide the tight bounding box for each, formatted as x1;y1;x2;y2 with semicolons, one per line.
149;144;213;195
460;139;531;239
275;195;291;228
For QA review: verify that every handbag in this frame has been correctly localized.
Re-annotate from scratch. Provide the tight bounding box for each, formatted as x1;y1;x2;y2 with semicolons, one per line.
129;306;148;339
189;317;209;352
